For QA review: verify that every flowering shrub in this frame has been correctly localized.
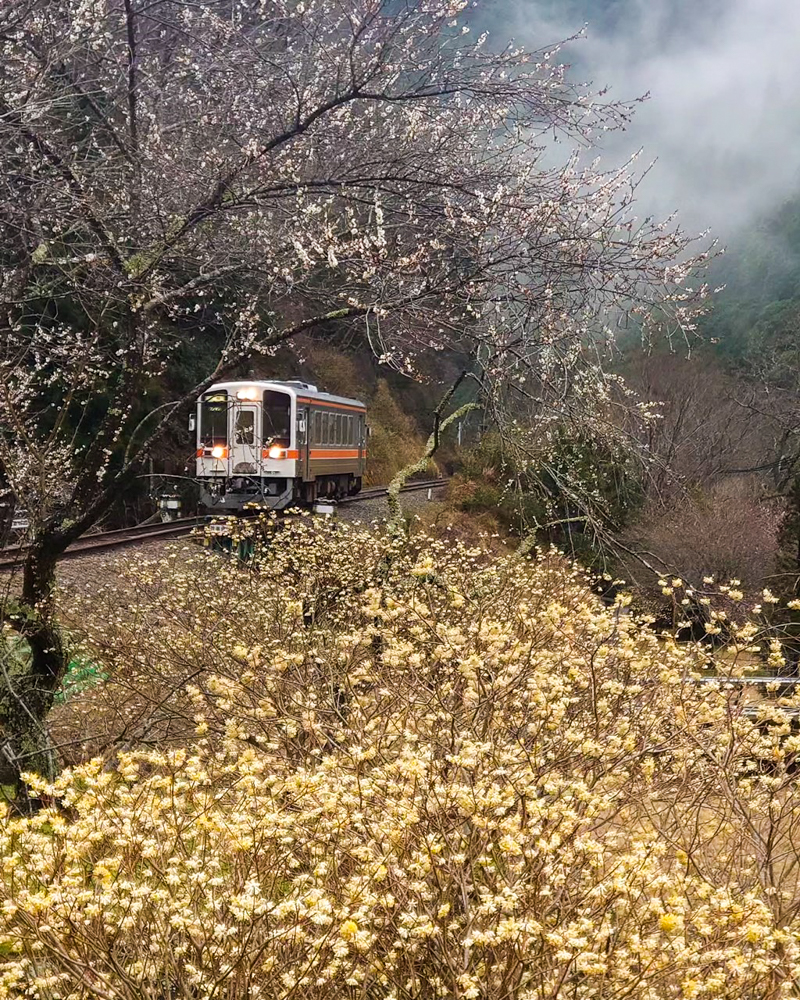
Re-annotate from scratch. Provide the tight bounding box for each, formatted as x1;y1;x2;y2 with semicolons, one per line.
2;517;800;997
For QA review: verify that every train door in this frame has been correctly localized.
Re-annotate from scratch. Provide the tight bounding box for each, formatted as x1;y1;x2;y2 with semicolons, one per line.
230;401;259;476
300;405;312;482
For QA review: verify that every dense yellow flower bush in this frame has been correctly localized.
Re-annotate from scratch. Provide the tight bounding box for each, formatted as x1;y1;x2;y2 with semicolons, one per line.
2;516;800;998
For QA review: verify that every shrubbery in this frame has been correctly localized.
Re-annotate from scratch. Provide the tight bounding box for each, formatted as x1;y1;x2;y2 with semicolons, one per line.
450;433;642;568
2;518;800;998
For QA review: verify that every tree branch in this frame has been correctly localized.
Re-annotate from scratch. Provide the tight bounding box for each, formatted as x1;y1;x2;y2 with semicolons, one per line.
0;97;127;274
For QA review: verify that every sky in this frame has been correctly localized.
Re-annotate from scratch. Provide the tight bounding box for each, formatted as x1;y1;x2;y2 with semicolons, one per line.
481;0;800;241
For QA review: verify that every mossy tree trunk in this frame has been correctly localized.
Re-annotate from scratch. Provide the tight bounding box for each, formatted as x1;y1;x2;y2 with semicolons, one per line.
1;533;71;807
386;370;478;536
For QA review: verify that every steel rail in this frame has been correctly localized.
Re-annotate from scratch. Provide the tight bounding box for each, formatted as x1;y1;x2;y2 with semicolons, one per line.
0;479;448;570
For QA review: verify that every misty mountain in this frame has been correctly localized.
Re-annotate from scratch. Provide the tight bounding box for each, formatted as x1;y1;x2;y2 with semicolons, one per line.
481;0;800;241
703;196;800;369
477;0;800;366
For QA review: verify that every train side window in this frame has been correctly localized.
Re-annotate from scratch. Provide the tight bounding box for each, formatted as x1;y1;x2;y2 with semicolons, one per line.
348;415;354;445
335;414;342;445
322;412;329;445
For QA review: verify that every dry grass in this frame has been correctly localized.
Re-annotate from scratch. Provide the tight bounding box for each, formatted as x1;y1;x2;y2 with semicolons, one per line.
363;379;430;485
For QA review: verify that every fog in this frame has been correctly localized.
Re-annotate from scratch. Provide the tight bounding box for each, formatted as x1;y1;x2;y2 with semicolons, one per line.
482;0;800;239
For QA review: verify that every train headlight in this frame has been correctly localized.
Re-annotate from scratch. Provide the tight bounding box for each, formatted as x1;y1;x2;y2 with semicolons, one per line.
267;445;285;459
211;445;228;459
236;387;259;401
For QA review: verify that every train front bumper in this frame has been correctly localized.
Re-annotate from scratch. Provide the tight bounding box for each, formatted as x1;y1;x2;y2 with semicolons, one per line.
198;476;293;511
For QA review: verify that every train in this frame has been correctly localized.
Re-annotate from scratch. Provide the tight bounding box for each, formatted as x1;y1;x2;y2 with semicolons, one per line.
194;380;367;512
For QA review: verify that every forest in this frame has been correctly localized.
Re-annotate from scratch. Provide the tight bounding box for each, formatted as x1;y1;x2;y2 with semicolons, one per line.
1;0;800;997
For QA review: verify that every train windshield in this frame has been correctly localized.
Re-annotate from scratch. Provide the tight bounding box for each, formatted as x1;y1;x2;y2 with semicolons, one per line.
199;392;228;445
263;389;291;446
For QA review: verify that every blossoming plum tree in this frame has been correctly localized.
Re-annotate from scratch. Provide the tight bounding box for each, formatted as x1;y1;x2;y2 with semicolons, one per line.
0;0;708;787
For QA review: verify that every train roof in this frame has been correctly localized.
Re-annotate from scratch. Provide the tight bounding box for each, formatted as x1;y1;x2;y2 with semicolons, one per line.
205;380;366;410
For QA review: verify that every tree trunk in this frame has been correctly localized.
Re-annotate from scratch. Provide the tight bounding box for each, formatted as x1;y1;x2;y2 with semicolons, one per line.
0;467;150;804
0;535;68;806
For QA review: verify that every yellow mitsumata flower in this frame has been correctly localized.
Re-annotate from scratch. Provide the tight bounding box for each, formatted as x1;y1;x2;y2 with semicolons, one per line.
0;515;793;999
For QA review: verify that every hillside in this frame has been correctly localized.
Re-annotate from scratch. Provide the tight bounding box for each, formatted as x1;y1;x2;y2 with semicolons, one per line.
702;197;800;373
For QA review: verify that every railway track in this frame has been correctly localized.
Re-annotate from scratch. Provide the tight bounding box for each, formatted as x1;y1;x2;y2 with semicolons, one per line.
0;478;447;571
338;478;445;504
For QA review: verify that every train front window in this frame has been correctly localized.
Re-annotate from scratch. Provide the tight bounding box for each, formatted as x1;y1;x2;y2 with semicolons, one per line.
200;393;228;446
263;389;291;447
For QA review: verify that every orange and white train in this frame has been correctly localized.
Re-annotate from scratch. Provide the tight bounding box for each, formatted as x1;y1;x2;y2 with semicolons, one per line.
195;380;367;511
